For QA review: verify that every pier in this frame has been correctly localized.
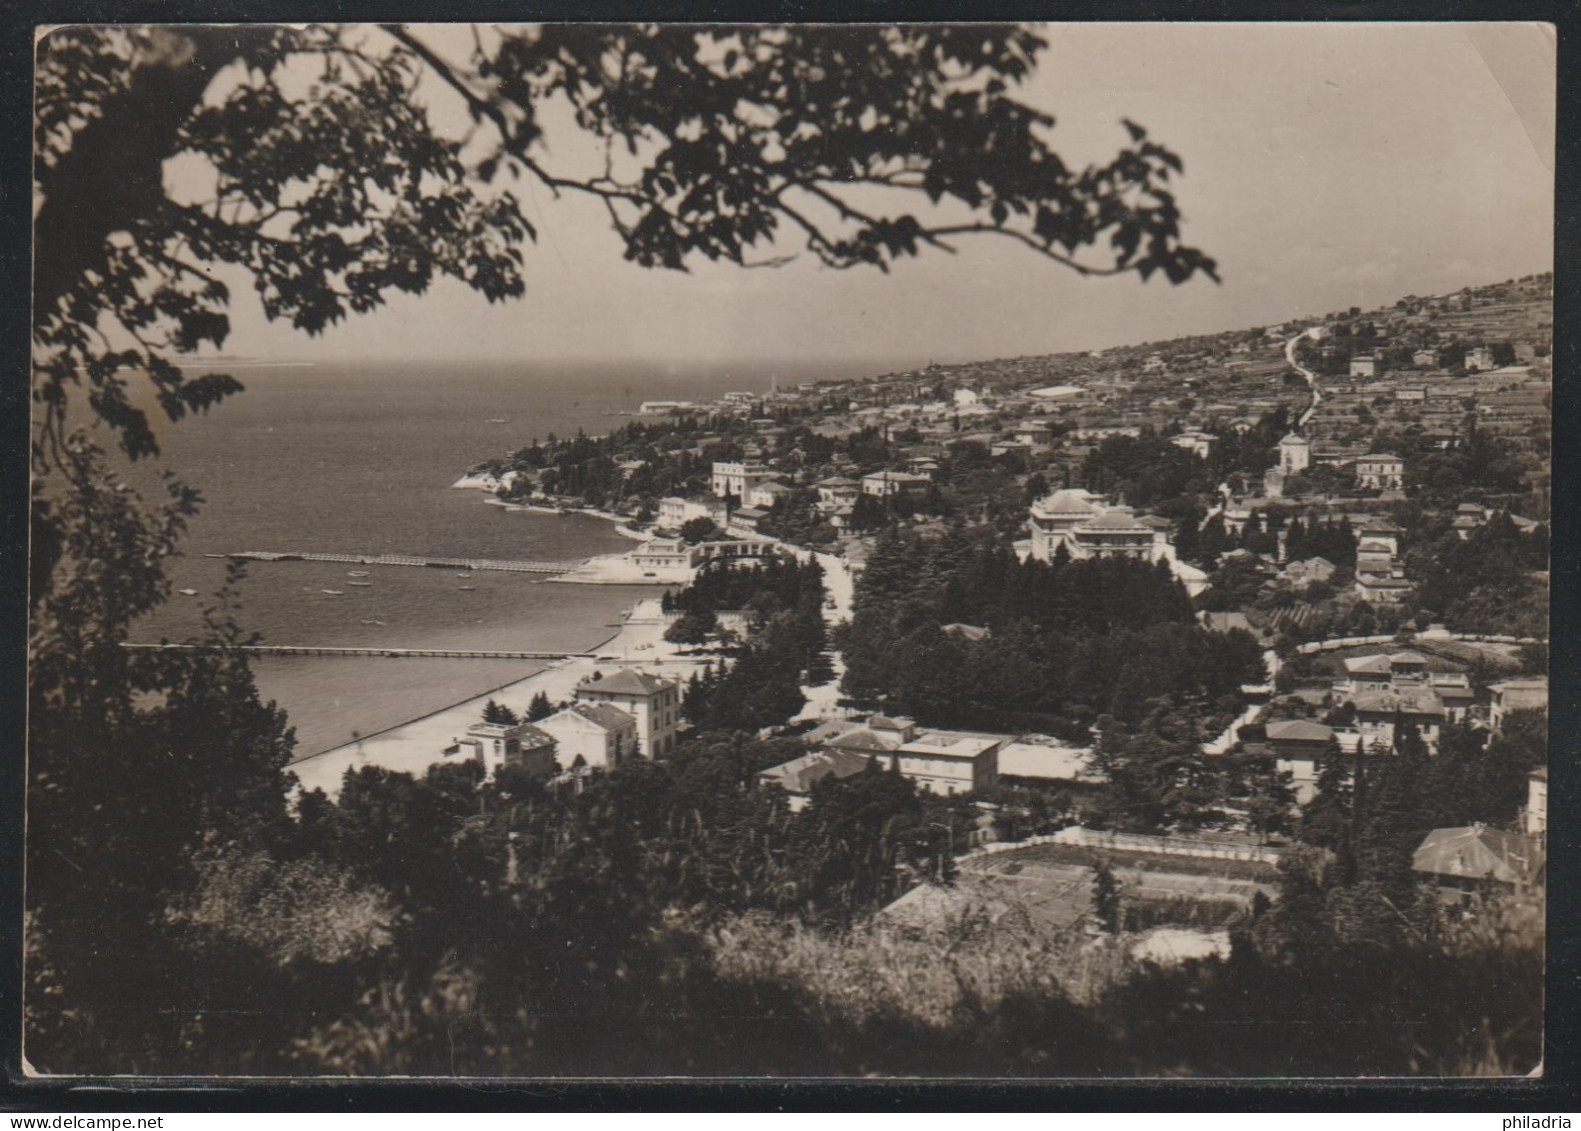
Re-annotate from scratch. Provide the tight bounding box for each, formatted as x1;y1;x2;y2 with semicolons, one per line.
228;550;587;575
121;643;592;660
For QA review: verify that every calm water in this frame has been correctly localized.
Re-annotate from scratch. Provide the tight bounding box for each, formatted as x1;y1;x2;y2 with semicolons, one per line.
126;359;861;756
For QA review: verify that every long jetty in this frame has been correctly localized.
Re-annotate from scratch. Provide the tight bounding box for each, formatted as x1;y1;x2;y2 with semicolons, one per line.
121;643;592;660
226;550;586;575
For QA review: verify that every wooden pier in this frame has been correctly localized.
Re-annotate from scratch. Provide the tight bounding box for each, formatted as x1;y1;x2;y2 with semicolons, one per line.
121;643;592;660
227;550;586;575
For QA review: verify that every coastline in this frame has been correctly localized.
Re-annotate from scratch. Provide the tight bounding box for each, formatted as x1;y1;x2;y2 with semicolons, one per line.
478;492;652;542
289;594;714;798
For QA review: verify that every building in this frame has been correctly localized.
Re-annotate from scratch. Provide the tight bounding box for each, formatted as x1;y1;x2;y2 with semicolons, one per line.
1452;503;1488;539
1412;825;1544;907
1489;678;1548;731
894;730;1004;795
1464;346;1496;372
811;715;1006;796
444;721;558;779
574;669;682;758
1264;719;1336;804
1282;556;1336;590
1277;432;1311;473
1349;355;1380;378
1170;430;1215;459
727;506;770;535
1413;348;1439;368
1355;453;1405;491
1353;518;1402;557
630;538;701;572
814;476;861;506
1354;567;1412;603
711;460;778;500
639;400;696;415
747;480;793;509
535;702;638;771
861;470;933;498
1349;687;1447;752
757;748;875;812
1026;488;1173;564
657;495;727;533
1012;423;1055;452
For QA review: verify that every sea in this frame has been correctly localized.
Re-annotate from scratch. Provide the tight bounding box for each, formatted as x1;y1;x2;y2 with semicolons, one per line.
125;358;869;758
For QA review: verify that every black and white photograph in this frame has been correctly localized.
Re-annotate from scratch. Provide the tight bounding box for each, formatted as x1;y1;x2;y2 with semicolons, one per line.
23;20;1554;1079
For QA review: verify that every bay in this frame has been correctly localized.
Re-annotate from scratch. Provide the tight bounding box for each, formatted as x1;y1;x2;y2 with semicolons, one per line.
127;358;858;757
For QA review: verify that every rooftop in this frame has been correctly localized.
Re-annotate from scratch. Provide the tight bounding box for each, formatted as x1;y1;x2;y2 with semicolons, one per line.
759;748;875;795
1265;719;1335;743
547;702;636;732
1412;825;1543;886
576;669;678;697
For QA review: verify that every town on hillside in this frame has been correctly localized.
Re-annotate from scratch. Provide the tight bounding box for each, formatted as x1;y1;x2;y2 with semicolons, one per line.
28;19;1554;1082
413;271;1550;1072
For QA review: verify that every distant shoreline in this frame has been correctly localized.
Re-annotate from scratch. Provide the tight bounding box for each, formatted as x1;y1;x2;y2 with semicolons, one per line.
480;494;651;542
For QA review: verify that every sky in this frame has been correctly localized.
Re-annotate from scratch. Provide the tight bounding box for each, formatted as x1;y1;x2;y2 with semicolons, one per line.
191;22;1555;371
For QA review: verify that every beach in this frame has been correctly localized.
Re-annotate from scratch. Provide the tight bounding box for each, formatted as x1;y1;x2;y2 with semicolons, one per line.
290;596;713;796
289;545;858;797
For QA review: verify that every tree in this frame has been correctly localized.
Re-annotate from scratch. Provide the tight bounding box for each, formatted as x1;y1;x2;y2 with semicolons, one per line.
1092;855;1123;934
679;516;722;545
665;607;719;644
28;24;1217;1072
482;698;519;725
526;691;554;722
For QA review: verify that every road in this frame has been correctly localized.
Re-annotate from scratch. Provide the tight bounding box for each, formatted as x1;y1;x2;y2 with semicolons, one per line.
1285;326;1326;427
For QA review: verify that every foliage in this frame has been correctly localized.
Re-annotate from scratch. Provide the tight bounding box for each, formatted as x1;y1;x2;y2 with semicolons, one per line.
665;606;719;644
681;557;830;732
840;527;1260;738
482;698;519;725
679;516;722;544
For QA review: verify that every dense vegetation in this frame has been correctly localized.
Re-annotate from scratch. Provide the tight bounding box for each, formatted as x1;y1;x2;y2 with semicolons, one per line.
839;527;1263;738
673;555;834;732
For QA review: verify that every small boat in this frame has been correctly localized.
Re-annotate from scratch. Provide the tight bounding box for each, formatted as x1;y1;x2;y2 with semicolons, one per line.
347;571;369;578
458;585;477;591
360;619;387;626
455;572;472;578
348;581;374;587
178;588;198;596
321;589;344;596
487;418;508;424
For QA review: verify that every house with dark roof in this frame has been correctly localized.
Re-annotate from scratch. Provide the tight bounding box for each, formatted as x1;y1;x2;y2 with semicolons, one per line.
1263;719;1335;803
1490;678;1548;732
757;749;876;812
575;669;682;757
1350;688;1447;751
806;714;1007;796
1412;825;1544;906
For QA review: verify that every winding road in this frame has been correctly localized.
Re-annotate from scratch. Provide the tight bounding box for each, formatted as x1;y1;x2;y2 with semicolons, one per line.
1286;326;1326;428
